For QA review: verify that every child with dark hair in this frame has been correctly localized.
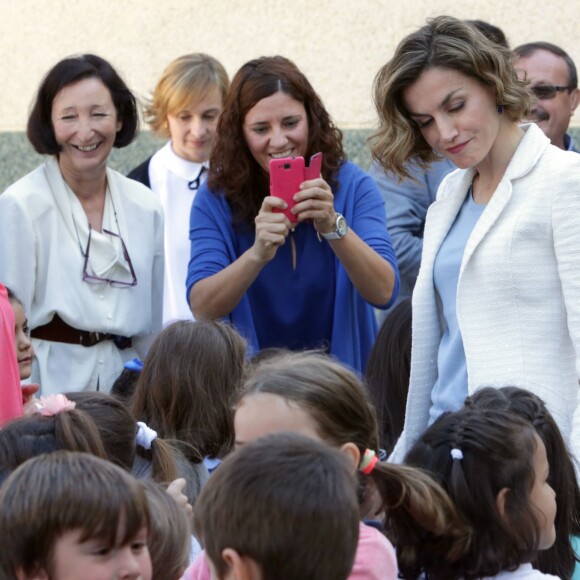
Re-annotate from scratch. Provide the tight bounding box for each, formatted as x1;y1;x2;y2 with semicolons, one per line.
0;394;107;485
110;358;143;403
404;406;558;579
5;286;35;384
365;299;412;454
193;432;360;580
186;350;469;579
0;451;152;579
66;390;204;505
131;320;247;472
141;479;192;580
0;283;22;425
466;386;580;578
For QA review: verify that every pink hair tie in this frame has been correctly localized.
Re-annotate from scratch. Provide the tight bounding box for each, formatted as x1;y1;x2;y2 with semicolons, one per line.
360;449;379;475
38;394;76;416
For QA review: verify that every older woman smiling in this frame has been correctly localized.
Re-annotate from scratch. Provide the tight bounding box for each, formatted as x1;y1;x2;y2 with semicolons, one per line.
0;54;163;394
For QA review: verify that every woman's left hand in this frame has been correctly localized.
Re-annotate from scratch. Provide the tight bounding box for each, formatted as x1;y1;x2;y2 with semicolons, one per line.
292;177;337;234
292;176;397;307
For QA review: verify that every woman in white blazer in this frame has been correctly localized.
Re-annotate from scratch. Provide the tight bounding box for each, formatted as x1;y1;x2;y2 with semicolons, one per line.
371;16;580;462
0;55;164;394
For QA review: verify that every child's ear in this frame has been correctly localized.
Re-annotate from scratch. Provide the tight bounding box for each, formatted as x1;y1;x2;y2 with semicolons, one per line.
340;442;361;474
221;548;262;580
495;487;510;518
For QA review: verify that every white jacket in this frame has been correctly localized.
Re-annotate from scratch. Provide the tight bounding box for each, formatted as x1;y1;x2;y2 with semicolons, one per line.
392;124;580;462
0;157;164;393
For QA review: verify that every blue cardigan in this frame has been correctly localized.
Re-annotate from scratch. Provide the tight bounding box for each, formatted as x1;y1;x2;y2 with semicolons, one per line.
186;161;399;373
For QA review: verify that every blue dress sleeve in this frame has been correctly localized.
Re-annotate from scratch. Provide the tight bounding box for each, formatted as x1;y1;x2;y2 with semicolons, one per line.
186;183;235;302
342;164;400;308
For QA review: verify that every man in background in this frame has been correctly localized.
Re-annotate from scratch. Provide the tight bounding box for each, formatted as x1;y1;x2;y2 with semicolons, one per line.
514;41;580;151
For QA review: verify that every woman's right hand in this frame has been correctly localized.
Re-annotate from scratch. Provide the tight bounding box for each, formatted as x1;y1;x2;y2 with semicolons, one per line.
252;196;293;263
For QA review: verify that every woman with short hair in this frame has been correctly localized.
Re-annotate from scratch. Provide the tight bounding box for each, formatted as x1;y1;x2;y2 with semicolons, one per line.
371;16;580;460
129;54;229;323
0;54;164;393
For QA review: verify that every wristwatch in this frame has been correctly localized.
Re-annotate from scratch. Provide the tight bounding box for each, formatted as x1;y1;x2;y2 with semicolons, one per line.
319;213;348;241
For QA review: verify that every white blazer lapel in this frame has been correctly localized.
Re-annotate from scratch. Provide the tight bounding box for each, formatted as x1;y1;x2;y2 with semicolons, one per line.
460;178;513;274
419;169;474;282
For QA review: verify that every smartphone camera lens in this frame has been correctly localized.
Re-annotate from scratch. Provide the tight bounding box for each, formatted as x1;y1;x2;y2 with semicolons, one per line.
283;163;291;170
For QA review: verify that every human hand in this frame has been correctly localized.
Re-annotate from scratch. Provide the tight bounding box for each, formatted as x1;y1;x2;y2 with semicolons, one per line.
166;478;193;519
252;196;293;263
22;384;41;416
22;383;39;405
292;177;336;234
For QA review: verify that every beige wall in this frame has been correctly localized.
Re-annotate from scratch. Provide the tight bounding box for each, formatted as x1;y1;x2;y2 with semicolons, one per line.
2;0;580;131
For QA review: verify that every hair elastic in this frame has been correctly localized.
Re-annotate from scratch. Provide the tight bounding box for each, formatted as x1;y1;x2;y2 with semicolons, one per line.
136;421;158;449
37;394;76;417
450;448;463;461
360;449;379;475
123;357;144;372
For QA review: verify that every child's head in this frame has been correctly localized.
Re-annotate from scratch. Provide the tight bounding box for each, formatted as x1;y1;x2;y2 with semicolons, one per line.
235;350;470;576
66;391;182;488
5;287;34;381
65;391;137;470
0;396;107;485
140;480;191;580
235;350;379;460
193;432;360;580
110;358;143;403
364;299;412;454
0;451;151;580
465;386;580;578
131;320;247;461
405;406;557;578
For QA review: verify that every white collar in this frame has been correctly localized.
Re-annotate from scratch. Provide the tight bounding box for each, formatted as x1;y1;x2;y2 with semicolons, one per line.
157;141;209;182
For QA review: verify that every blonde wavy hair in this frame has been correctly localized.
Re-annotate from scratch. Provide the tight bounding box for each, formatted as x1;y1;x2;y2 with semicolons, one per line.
369;16;532;180
144;53;229;137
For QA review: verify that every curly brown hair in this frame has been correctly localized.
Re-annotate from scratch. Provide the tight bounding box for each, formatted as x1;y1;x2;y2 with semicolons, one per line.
208;55;345;224
370;16;531;180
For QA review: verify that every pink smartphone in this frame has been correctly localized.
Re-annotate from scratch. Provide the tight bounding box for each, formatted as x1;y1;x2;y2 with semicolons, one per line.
269;156;305;223
269;153;323;223
304;152;323;181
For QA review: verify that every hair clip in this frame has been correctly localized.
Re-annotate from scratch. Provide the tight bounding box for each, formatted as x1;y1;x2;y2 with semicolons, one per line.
38;394;76;417
360;449;379;475
123;357;144;372
450;448;463;461
136;421;158;450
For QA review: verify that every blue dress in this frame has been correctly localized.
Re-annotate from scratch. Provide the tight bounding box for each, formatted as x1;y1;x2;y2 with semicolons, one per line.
186;161;399;373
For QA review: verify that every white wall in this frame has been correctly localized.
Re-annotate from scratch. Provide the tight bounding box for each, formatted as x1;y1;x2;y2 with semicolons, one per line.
2;0;580;130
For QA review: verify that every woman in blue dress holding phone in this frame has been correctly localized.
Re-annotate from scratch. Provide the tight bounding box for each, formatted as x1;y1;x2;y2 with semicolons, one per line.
186;56;399;372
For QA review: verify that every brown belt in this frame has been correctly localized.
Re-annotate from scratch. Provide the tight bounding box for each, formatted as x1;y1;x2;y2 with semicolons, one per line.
31;314;133;350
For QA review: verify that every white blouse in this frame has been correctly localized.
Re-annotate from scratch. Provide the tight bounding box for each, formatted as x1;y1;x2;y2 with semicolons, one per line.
148;142;208;324
0;157;164;394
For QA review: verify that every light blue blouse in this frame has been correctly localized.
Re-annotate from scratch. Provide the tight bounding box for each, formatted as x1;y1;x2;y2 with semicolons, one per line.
429;188;486;424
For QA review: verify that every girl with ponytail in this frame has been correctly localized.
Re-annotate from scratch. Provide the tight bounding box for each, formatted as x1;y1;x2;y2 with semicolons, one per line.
405;406;558;579
184;350;469;579
0;394;107;484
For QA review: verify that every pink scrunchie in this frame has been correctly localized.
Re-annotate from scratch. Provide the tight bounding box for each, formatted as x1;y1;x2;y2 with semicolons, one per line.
38;394;76;416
